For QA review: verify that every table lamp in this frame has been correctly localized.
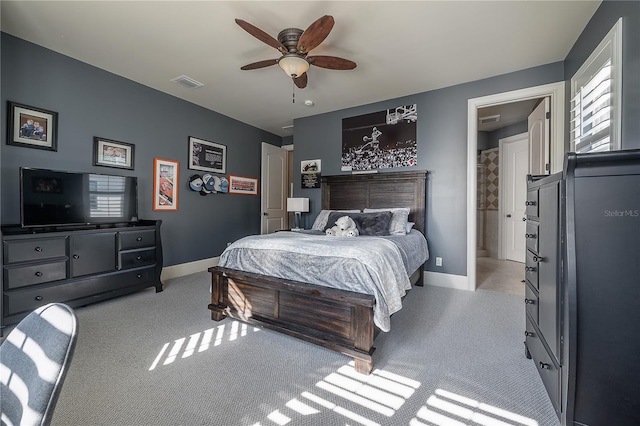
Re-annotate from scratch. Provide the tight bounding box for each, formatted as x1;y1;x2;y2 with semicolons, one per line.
286;197;309;231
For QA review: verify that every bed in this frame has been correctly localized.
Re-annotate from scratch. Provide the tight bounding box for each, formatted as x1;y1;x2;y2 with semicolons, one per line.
208;170;428;374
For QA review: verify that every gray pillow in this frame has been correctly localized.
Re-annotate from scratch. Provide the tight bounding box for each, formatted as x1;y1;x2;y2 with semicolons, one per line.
363;207;410;235
311;209;360;230
325;211;392;236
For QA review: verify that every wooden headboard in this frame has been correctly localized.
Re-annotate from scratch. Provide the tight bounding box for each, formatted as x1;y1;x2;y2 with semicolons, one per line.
321;171;428;235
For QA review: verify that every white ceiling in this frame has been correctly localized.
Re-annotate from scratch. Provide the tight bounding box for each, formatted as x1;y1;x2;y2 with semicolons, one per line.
1;1;601;137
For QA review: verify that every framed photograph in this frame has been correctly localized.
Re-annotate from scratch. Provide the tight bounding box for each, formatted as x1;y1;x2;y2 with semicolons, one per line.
93;137;135;170
7;101;58;151
301;159;321;173
228;175;258;195
153;158;179;211
188;136;226;174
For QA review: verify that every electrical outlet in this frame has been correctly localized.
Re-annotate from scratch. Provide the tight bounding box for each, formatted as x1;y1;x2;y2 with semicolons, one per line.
435;257;443;266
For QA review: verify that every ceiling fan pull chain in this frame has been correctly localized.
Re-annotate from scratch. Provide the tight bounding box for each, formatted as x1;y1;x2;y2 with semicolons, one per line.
292;78;295;104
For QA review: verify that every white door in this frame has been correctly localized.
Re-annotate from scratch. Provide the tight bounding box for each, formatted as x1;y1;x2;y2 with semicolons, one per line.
260;143;287;234
501;133;528;263
528;97;550;175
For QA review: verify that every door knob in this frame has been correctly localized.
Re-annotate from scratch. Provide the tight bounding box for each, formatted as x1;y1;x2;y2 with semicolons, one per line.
263;212;268;216
506;214;511;218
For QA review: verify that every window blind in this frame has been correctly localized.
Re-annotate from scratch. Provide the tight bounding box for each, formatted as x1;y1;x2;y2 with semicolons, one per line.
571;60;612;153
570;18;622;154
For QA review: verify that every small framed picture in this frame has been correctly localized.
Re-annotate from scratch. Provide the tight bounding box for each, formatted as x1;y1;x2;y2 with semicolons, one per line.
93;137;135;170
228;175;258;195
188;136;226;174
153;158;179;211
7;101;58;151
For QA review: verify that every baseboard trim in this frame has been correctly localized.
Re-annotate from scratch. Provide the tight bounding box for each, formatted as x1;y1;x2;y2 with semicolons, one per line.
161;257;220;282
424;271;470;291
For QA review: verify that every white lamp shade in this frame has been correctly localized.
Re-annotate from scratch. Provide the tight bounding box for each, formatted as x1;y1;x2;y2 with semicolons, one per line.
278;55;310;78
287;197;309;213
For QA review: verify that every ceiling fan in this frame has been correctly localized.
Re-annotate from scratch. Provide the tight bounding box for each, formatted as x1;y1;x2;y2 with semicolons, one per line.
236;15;357;89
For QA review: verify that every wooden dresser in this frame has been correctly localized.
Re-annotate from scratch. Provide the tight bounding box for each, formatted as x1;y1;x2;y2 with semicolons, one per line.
1;220;163;335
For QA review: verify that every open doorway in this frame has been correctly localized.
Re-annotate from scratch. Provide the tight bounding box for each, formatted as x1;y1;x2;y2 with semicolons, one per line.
467;82;565;292
476;100;538;295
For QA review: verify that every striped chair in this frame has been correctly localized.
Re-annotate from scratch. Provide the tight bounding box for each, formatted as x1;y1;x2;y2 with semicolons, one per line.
1;303;78;426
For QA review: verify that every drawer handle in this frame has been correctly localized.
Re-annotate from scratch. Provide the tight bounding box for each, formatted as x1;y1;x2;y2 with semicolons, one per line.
136;237;143;242
35;246;43;252
532;255;543;263
525;233;537;239
137;274;142;279
525;298;536;305
539;362;550;370
525;331;535;337
521;280;526;284
73;254;80;259
525;201;537;206
525;266;536;272
35;296;43;301
136;255;143;261
35;271;43;277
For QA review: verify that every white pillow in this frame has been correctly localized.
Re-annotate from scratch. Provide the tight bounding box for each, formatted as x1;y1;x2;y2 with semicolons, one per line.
311;209;360;231
363;207;410;235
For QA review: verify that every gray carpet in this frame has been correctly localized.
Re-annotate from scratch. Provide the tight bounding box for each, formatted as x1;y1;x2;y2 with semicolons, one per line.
50;272;560;426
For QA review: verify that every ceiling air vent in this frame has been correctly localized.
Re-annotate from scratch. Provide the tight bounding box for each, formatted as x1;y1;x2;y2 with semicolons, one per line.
170;75;204;89
479;114;500;125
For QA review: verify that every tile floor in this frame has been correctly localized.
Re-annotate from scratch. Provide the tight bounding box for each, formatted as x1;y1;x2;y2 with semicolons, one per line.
476;256;525;295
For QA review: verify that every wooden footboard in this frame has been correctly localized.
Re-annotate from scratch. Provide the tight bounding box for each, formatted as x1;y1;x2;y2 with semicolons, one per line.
208;266;377;374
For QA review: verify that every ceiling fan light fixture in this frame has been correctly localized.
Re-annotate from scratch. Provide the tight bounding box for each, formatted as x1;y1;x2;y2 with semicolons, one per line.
278;55;309;78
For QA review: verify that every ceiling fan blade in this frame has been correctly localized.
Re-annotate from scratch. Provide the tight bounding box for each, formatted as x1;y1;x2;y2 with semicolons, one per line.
294;73;308;89
308;55;357;70
240;59;279;70
235;19;286;52
297;15;334;53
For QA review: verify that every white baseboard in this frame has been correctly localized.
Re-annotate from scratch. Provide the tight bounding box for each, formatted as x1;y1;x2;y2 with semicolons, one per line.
424;271;471;291
160;257;220;282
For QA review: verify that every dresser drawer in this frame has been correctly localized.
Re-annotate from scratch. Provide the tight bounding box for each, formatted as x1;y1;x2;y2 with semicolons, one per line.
119;230;156;250
526;316;560;415
525;249;539;290
4;237;67;264
4;260;67;289
525;221;539;253
525;282;538;324
526;189;539;219
4;266;155;316
118;248;156;270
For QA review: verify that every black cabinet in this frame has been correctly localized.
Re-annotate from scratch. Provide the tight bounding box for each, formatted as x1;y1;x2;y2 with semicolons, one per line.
1;220;163;335
525;172;563;416
564;151;640;426
526;150;640;425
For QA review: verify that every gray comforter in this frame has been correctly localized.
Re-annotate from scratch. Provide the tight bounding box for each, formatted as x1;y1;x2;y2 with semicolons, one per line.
218;229;429;331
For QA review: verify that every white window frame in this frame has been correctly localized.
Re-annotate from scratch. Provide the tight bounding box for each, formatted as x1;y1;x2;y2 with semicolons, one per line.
570;18;622;153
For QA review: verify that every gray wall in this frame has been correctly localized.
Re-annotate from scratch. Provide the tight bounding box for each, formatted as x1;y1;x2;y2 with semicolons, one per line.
292;0;639;278
480;120;529;151
564;0;640;150
293;62;564;276
0;34;282;267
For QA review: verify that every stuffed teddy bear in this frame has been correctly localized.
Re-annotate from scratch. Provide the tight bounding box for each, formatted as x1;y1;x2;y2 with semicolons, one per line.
326;215;359;237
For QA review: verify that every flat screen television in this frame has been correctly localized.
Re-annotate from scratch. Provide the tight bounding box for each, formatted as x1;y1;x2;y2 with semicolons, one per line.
20;167;138;228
